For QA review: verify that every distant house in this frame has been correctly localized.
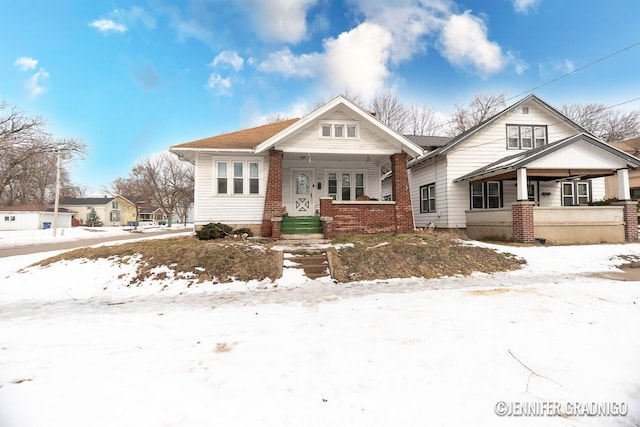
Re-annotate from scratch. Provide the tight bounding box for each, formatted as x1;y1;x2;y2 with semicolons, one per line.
605;136;640;199
170;95;423;238
58;196;136;226
139;207;167;224
0;204;75;231
403;94;640;244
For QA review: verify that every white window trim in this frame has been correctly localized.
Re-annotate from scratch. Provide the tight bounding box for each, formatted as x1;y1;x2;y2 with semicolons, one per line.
325;170;367;201
319;120;359;139
213;158;264;196
420;183;436;213
506;124;548;150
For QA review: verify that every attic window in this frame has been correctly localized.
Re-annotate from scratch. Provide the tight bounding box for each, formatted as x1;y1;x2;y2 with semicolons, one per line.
522;107;529;114
320;121;358;139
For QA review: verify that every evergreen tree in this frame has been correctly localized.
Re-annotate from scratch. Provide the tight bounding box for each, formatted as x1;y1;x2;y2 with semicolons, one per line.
86;208;102;227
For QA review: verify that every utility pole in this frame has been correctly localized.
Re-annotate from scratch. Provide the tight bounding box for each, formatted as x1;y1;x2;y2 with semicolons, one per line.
52;149;61;237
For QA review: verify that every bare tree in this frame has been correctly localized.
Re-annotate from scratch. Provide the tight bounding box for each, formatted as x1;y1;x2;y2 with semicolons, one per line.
265;113;291;124
561;103;640;142
370;90;409;133
0;101;85;206
447;93;506;136
405;105;446;136
116;152;194;227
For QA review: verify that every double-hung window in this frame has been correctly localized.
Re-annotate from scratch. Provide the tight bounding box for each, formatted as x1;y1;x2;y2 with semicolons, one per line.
470;182;501;209
327;171;365;201
216;160;261;195
506;125;547;149
562;181;591;206
420;183;436;213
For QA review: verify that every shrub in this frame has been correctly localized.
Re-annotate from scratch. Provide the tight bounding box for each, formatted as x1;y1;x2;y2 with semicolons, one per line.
233;228;254;237
196;223;233;240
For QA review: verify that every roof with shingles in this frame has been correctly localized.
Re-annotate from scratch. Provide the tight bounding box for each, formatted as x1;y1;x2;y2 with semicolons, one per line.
610;136;640;156
0;204;75;213
59;197;116;205
172;118;300;150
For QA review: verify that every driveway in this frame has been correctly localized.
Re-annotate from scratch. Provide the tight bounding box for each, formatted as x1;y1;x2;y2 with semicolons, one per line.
0;227;192;258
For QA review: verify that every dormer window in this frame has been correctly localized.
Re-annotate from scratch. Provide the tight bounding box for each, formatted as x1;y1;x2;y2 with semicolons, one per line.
320;121;358;139
506;124;547;150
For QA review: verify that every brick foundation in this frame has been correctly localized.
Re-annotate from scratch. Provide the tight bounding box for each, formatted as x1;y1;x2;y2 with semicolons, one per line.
261;149;284;237
512;201;535;244
614;200;638;241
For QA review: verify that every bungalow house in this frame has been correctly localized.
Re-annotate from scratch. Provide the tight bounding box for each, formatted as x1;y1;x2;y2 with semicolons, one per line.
404;94;640;244
170;95;424;238
0;204;75;231
604;136;640;199
58;195;137;227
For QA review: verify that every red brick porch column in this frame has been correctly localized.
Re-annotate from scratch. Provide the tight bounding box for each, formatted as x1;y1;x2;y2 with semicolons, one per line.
320;197;334;239
512;201;535;244
261;149;284;237
614;200;638;241
390;152;415;233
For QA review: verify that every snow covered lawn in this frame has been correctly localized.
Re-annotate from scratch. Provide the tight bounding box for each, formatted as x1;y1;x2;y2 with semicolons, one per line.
0;235;639;426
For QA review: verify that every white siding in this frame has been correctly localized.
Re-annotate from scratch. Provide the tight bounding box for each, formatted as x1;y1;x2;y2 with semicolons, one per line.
276;111;402;155
194;152;268;226
528;143;629;169
408;157;448;228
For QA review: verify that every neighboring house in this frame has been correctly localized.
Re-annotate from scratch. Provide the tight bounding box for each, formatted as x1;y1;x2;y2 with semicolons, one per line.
404;94;640;244
170;95;424;238
0;204;75;231
58;196;136;226
139;207;167;224
605;136;640;199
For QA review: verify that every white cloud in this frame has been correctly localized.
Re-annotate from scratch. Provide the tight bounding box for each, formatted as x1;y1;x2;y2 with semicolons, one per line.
258;48;320;78
513;0;541;14
438;11;506;77
538;59;575;78
205;74;233;96
322;22;393;99
89;19;128;33
238;0;318;43
14;57;38;71
25;69;49;98
211;51;244;71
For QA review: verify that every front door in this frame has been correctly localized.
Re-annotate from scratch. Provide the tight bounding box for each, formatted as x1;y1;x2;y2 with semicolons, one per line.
292;170;313;216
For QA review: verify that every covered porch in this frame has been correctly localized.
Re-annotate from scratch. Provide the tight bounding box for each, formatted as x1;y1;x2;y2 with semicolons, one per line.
457;134;640;244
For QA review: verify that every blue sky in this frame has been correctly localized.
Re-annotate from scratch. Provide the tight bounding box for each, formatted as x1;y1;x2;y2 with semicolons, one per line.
1;0;639;193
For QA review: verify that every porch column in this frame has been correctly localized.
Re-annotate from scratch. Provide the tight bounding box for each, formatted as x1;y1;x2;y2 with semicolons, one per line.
261;149;284;237
617;168;631;201
516;168;529;201
390;152;415;233
512;201;535;244
613;200;638;241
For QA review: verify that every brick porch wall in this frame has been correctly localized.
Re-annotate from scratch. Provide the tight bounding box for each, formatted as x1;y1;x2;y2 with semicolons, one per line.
390;152;415;233
512;201;535;244
261;149;284;237
321;200;397;236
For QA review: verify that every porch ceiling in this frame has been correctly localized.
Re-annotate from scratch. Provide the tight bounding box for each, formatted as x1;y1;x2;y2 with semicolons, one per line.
282;152;390;164
462;168;616;184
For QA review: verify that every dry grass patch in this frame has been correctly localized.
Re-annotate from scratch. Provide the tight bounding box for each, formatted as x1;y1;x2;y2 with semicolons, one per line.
330;231;525;282
32;231;524;286
34;236;281;285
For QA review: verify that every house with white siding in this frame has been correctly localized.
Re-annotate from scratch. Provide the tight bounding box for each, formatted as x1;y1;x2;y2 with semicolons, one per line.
406;94;640;244
170;95;424;238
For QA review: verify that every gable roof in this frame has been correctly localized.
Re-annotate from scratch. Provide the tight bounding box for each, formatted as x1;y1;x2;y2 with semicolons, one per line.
405;135;452;150
172;118;300;150
408;94;594;169
609;136;640;157
59;197;115;205
453;133;640;183
254;95;424;158
0;204;75;213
